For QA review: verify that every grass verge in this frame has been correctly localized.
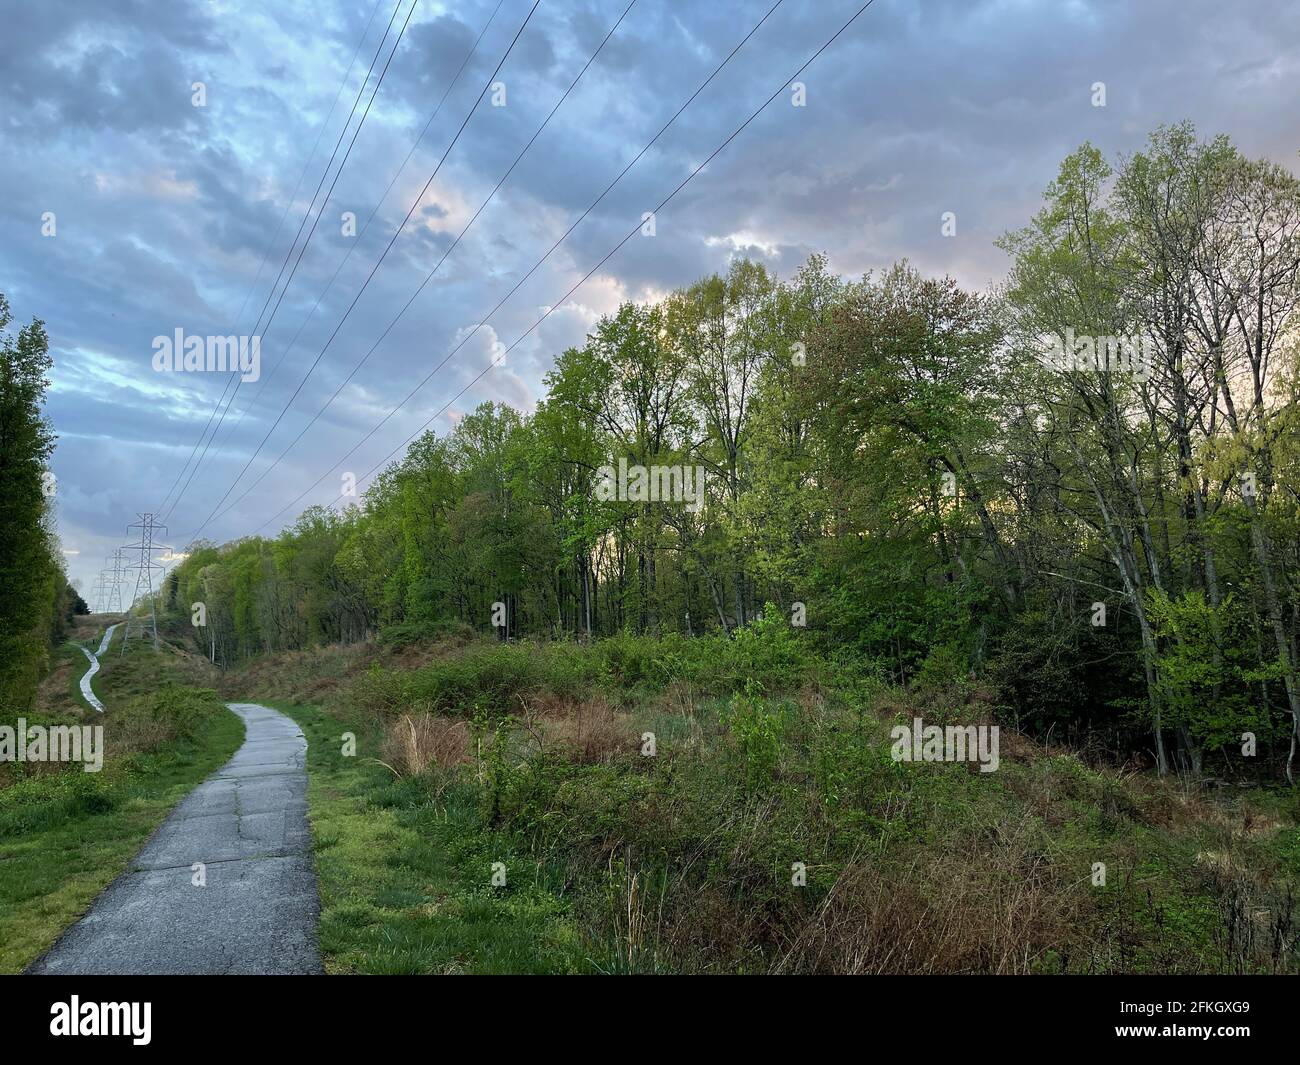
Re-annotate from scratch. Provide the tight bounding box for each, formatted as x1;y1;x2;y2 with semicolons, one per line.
0;655;243;973
274;699;589;974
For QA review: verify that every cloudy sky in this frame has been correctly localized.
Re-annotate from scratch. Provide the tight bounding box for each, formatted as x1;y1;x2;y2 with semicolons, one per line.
2;0;1297;600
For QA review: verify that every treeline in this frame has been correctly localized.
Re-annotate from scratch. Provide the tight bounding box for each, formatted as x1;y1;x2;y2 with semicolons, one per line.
0;293;82;713
162;123;1300;779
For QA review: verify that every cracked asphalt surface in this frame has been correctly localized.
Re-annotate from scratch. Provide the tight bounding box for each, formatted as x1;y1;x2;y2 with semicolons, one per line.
30;703;321;975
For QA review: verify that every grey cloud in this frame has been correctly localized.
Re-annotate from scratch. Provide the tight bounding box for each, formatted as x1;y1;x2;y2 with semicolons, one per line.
2;0;1297;592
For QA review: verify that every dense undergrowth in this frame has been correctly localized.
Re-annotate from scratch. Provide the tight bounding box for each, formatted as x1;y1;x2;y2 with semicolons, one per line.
226;609;1300;975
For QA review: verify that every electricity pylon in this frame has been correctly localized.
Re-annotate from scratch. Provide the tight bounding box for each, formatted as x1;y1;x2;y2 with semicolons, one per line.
121;514;169;653
103;548;127;613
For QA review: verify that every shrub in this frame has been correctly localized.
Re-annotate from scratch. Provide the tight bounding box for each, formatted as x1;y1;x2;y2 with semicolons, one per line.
111;684;222;754
724;682;786;790
369;640;603;717
721;603;816;693
377;618;474;649
0;770;118;835
593;605;817;696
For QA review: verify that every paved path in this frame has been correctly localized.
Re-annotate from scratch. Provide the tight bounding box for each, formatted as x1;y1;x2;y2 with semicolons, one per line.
30;703;321;975
73;622;120;713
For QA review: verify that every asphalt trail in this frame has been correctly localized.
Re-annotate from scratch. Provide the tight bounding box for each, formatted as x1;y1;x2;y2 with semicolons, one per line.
29;702;321;975
73;621;120;713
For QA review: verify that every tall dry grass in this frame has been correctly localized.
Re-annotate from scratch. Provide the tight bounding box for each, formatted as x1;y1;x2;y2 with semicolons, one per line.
378;713;470;777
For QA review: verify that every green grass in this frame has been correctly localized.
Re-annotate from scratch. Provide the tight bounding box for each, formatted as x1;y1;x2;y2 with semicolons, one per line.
97;640;200;700
0;687;243;973
275;699;590;974
35;622;121;717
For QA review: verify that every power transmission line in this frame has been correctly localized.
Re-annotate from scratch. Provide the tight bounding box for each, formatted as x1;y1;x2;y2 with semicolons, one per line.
195;0;638;536
180;0;542;545
161;0;419;524
225;0;809;537
155;0;390;519
205;0;509;469
253;0;880;534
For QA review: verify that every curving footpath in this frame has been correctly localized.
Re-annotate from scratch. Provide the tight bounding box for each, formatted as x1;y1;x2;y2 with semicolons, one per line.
73;622;120;713
29;703;321;975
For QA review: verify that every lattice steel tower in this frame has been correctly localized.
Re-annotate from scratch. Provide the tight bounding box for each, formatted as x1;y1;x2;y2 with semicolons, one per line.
121;514;169;652
103;548;128;614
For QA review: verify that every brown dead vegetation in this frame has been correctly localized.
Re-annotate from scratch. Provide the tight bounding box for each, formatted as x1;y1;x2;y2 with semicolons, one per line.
771;826;1088;974
524;692;636;764
379;713;471;777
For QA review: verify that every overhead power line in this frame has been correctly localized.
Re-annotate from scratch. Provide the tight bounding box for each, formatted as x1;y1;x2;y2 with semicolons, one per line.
180;0;543;543
188;0;784;541
196;0;641;536
155;0;390;519
162;0;419;524
252;0;879;535
204;0;510;472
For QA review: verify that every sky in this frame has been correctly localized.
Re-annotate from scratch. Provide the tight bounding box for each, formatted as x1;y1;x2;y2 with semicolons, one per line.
1;0;1297;602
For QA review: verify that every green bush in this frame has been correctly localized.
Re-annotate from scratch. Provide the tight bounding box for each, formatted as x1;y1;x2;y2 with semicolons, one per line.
365;639;603;716
721;603;816;693
593;604;817;696
113;684;223;746
377;618;474;648
0;684;226;837
359;607;819;718
724;682;786;789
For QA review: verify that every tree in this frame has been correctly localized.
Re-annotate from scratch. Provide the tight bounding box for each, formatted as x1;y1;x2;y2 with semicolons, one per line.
0;293;61;711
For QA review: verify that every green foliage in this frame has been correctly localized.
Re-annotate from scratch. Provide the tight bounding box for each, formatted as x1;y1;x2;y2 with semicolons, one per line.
0;769;120;835
592;604;815;695
377;618;473;648
0;292;64;712
0;684;228;837
723;602;815;692
1147;590;1272;752
355;640;597;716
114;684;226;745
263;621;1300;975
724;680;785;789
156;125;1300;779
